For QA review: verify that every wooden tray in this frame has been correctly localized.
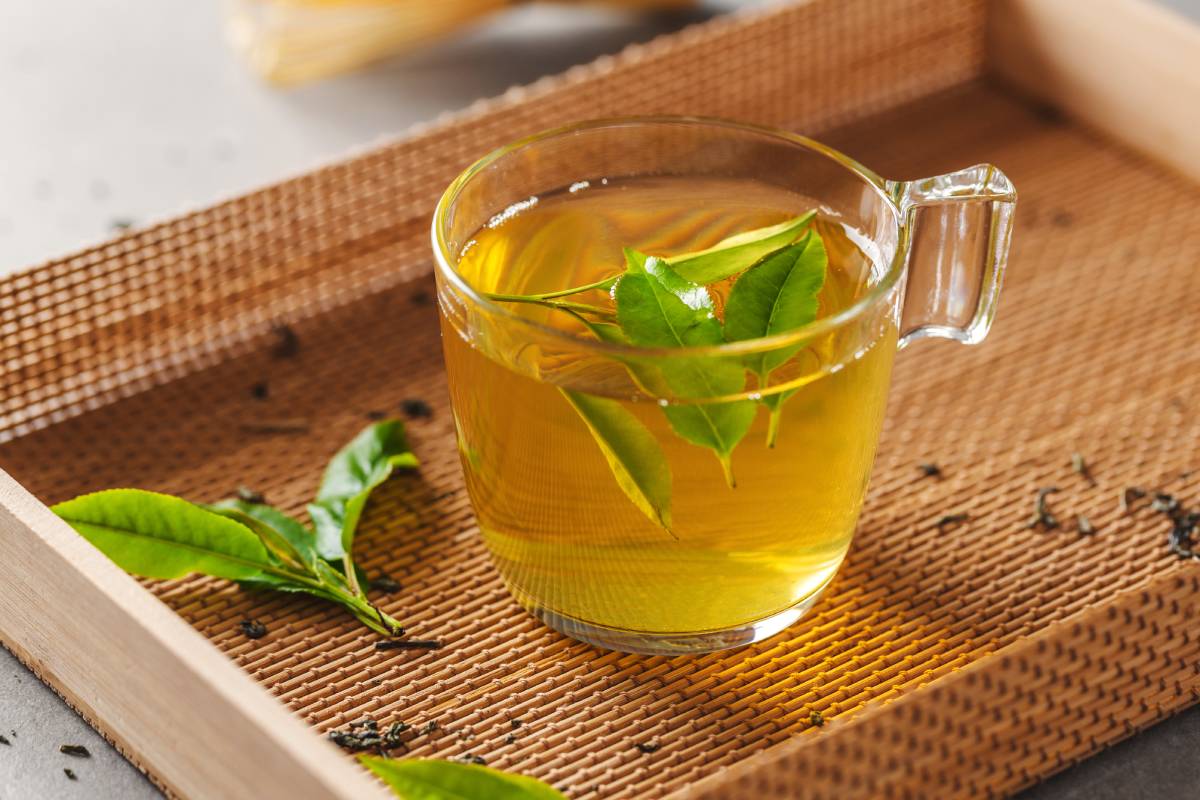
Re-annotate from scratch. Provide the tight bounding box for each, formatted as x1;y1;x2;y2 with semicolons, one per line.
2;1;1198;797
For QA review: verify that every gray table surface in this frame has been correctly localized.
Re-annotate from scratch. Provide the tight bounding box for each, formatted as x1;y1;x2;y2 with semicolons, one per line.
2;1;1198;797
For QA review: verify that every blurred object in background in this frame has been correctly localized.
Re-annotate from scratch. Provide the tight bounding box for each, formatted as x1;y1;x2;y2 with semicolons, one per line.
225;0;696;84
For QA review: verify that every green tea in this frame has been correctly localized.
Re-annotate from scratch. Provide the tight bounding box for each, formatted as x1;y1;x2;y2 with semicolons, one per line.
442;176;897;641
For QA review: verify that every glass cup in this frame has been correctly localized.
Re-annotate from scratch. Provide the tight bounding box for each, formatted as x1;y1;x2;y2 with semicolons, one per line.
432;118;1015;655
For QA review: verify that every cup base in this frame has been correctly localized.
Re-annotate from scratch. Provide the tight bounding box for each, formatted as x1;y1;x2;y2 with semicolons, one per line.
531;576;835;655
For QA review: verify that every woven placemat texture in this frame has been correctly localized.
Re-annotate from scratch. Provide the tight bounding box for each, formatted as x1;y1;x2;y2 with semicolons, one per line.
1;1;1198;797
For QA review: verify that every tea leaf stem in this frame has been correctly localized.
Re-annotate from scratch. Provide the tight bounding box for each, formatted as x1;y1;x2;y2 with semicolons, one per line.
484;293;616;320
497;276;617;301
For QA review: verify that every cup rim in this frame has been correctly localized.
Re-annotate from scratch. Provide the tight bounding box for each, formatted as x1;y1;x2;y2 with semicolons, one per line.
430;115;905;359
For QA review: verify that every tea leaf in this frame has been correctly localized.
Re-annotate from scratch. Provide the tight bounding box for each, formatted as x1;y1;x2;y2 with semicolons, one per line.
310;420;420;561
207;499;317;571
724;233;827;375
615;263;754;484
724;232;827;446
626;248;714;312
571;311;671;397
613;262;725;355
661;402;757;485
563;389;673;532
360;757;566;800
53;489;275;581
667;212;816;284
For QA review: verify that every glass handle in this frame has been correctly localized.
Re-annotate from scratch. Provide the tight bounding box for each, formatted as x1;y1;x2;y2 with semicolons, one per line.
888;164;1017;348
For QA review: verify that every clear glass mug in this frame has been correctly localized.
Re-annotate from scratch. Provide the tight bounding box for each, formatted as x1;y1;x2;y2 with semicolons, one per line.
432;118;1015;655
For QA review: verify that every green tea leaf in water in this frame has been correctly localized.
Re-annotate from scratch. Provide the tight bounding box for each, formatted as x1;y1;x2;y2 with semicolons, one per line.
625;247;714;311
666;211;816;284
724;231;828;445
562;389;673;532
614;260;754;485
570;312;672;398
360;756;567;800
725;232;827;373
53;489;276;581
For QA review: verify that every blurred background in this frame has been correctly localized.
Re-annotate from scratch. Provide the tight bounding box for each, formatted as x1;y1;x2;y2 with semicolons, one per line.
0;0;749;274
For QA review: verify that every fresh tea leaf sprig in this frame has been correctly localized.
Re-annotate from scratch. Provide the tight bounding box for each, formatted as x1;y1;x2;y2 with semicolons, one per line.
481;214;827;528
361;756;566;800
52;420;416;636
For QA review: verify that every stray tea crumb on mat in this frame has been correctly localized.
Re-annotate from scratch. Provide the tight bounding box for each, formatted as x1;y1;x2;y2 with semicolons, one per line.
1028;487;1061;530
402;398;433;419
239;620;268;640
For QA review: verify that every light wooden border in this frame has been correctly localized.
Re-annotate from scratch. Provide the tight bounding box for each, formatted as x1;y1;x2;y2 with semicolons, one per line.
988;0;1200;183
0;470;388;800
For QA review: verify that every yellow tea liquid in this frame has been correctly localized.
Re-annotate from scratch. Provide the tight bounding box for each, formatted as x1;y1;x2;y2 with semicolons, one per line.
442;177;897;642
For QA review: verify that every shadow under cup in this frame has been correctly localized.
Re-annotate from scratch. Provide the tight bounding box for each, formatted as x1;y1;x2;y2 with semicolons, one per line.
432;118;1014;655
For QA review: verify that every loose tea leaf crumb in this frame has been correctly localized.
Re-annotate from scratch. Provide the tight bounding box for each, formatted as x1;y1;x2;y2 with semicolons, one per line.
109;217;135;232
239;619;267;639
382;722;410;749
237;418;311;434
1050;210;1074;227
64;768;77;781
422;721;439;735
271;324;300;359
504;733;517;745
1076;514;1095;535
375;639;442;652
510;719;523;729
401;398;433;419
329;729;381;752
59;745;90;758
810;710;825;727
918;463;943;479
1152;493;1179;514
1152;492;1200;560
327;718;391;752
936;512;969;530
1071;452;1097;487
371;575;401;594
0;734;9;746
235;485;265;504
1028;487;1062;530
457;753;487;765
250;381;269;400
1120;487;1147;513
635;741;661;754
410;290;433;307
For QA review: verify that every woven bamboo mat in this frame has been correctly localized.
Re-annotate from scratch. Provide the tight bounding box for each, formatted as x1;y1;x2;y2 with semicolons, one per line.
1;0;1198;797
